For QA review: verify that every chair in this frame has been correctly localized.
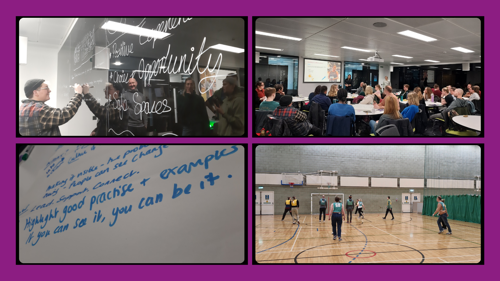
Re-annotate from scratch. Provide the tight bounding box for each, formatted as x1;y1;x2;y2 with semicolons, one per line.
254;110;273;134
399;102;408;113
443;106;476;136
326;115;353;136
377;118;414;136
472;99;482;115
307;101;326;134
375;124;400;136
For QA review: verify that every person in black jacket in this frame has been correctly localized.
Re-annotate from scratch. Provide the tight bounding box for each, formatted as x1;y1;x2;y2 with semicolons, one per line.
85;82;130;136
177;77;210;136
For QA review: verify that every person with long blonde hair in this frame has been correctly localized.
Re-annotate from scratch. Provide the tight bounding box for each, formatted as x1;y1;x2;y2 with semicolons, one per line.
369;95;401;133
401;92;419;122
328;84;338;97
414;86;425;105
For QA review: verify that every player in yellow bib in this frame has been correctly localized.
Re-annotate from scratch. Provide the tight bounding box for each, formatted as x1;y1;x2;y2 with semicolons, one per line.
291;196;300;225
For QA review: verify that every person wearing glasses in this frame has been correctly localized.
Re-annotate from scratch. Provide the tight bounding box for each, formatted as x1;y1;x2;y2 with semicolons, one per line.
20;79;86;136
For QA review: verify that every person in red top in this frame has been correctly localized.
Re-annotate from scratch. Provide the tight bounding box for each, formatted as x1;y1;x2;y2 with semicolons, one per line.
432;84;442;98
255;81;265;101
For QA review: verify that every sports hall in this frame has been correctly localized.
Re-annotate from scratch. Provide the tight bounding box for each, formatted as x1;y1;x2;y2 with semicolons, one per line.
254;145;482;264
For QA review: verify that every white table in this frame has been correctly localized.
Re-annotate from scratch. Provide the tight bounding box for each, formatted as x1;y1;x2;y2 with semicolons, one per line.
293;96;309;110
352;104;384;116
400;100;443;107
346;94;359;100
452;115;481;131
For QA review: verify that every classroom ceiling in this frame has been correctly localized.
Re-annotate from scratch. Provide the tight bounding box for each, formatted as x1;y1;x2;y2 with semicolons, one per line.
19;18;76;48
255;18;481;65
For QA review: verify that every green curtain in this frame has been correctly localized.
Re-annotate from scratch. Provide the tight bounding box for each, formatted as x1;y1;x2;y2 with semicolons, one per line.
422;194;481;224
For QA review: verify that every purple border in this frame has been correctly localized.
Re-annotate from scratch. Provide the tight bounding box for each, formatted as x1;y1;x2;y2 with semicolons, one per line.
7;6;493;279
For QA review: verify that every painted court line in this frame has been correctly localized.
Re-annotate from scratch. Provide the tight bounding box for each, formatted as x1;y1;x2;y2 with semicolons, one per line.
257;224;300;254
370;224;410;244
290;225;302;252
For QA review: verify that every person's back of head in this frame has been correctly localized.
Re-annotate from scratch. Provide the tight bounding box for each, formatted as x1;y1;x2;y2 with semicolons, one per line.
335;196;340;202
434;83;440;90
275;84;283;92
455;88;464;97
337;88;348;103
407;92;419;106
279;95;293;107
384;96;400;119
365;85;373;95
472;85;480;94
320;85;328;94
328;84;338;97
313;85;321;96
384;85;392;95
264;87;276;99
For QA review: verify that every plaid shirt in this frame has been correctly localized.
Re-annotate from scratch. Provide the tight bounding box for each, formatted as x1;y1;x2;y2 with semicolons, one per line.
84;93;129;136
273;106;312;136
19;93;84;136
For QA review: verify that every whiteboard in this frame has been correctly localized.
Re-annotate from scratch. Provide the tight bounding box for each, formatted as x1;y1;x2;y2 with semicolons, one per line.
304;59;341;83
19;145;245;263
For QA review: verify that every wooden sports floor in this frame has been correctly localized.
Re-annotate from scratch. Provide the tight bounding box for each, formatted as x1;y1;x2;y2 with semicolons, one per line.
255;213;481;264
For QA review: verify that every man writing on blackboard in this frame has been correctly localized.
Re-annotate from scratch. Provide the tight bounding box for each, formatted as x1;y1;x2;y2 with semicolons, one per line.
121;78;147;136
19;79;86;136
213;77;245;136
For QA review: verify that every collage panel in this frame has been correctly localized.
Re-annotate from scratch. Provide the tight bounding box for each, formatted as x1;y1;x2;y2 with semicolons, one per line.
253;17;483;137
254;144;483;264
18;144;247;264
18;17;247;137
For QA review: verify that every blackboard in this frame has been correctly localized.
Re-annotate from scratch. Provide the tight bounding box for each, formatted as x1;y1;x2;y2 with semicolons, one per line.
56;18;245;136
19;145;245;263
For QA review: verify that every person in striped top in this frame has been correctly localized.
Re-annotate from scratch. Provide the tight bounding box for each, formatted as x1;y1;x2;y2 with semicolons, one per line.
433;196;452;235
328;196;345;241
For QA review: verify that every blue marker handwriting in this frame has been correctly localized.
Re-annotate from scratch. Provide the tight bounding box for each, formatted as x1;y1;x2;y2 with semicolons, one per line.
159;146;238;180
93;169;139;190
59;196;86;224
90;184;134;211
109;204;132;227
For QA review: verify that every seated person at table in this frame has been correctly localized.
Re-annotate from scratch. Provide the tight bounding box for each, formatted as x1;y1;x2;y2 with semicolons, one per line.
303;85;322;111
355;82;365;95
414;87;425;105
328;88;355;123
309;85;321;101
440;87;454;107
359;84;367;96
360;85;374;104
272;95;322;136
401;92;419;122
425;87;440;102
469;86;481;101
401;84;410;100
369;96;401;134
429;88;468;120
373;84;382;103
311;85;332;111
255;81;265;101
259;87;280;111
464;87;473;98
432;84;442;98
374;86;397;109
328;84;338;98
274;84;285;101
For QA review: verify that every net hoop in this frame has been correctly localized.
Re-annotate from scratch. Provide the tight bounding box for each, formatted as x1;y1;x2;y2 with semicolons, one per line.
289;182;294;188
